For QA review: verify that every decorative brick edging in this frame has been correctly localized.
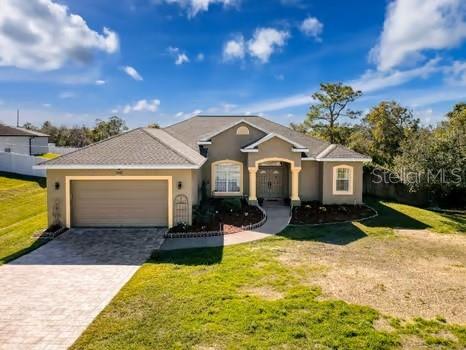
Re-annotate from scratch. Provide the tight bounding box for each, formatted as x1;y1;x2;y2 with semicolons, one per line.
164;205;268;239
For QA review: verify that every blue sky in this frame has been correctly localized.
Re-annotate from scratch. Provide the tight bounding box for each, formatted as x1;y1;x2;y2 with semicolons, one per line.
0;0;465;128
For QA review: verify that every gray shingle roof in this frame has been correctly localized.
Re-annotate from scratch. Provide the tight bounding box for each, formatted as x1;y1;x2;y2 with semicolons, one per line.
0;124;49;137
40;128;204;168
319;145;371;160
164;115;331;158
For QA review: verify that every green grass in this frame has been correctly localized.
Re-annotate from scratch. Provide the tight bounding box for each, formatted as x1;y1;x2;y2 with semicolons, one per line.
72;198;466;350
0;172;47;264
38;152;59;159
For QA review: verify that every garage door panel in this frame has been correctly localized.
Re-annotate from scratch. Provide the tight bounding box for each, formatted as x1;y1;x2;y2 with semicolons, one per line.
71;180;168;227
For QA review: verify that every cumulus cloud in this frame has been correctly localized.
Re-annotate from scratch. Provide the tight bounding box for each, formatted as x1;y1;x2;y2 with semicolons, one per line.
247;28;290;63
223;28;289;63
168;47;190;65
122;99;160;114
300;16;323;40
95;80;106;85
223;35;245;61
158;0;239;18
122;66;143;81
444;60;466;86
371;0;466;71
0;0;119;71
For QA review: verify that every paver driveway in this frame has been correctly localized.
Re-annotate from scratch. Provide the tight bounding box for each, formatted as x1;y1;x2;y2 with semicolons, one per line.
0;228;165;350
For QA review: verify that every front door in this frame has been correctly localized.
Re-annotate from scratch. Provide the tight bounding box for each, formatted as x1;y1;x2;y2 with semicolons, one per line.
258;167;283;199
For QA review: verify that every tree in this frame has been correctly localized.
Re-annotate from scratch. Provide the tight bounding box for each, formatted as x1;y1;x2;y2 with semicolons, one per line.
304;82;362;143
147;122;160;129
92;116;127;142
363;101;419;166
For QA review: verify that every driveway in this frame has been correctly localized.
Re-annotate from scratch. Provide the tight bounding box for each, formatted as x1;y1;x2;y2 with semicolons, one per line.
0;228;165;350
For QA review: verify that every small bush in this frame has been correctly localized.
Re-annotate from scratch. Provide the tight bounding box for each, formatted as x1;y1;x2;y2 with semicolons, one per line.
220;198;242;212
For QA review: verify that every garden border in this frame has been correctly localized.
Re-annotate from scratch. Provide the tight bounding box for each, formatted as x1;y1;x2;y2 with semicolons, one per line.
164;205;267;238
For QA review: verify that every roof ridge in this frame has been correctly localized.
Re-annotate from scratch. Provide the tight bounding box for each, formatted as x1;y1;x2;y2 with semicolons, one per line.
40;128;143;165
142;128;204;165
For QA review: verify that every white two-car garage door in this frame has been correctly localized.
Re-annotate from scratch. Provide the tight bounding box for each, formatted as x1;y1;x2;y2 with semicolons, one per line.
71;180;168;227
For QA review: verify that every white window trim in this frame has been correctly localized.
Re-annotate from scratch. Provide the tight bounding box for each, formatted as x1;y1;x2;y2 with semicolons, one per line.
211;159;243;196
332;165;353;195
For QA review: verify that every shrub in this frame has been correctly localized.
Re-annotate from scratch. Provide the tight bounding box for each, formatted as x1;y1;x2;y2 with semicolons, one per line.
220;198;242;212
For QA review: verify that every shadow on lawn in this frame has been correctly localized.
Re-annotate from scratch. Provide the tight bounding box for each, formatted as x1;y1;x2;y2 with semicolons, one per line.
150;246;224;266
0;171;46;188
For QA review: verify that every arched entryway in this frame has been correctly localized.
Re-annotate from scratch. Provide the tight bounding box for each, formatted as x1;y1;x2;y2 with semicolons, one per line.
248;157;301;205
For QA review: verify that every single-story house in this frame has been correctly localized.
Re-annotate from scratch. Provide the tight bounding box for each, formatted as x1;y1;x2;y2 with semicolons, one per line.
0;124;49;155
37;116;371;228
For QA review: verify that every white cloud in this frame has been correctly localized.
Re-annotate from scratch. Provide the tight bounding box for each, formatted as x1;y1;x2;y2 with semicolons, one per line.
95;80;106;85
122;66;143;81
158;0;239;18
175;109;202;119
168;47;190;65
42;103;51;108
247;28;290;63
444;60;466;86
223;35;245;61
175;53;190;65
0;0;118;71
59;91;76;99
371;0;466;71
350;58;442;93
300;16;323;40
196;53;205;61
122;99;160;114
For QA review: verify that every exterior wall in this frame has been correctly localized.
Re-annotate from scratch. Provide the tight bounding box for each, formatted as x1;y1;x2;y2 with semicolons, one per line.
202;122;266;196
0;152;45;177
247;138;301;169
31;137;49;155
0;136;48;155
299;160;320;201
46;168;194;228
321;161;363;204
191;169;200;205
0;136;30;154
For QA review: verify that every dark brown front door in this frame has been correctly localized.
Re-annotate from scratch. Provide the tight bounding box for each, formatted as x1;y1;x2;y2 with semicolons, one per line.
258;167;283;199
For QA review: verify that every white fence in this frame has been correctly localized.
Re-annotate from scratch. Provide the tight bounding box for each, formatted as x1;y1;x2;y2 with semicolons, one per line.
0;152;45;177
48;143;79;155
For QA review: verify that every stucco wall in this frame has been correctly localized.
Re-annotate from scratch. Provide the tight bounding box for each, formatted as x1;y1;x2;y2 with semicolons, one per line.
31;137;49;155
46;168;194;228
321;161;363;204
202;122;266;196
299;160;320;201
247;137;301;169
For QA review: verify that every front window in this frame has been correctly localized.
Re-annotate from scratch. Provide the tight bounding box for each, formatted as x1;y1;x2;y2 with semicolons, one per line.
214;162;241;193
333;166;353;195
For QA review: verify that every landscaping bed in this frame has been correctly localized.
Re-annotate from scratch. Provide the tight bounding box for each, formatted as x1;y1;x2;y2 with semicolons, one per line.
168;198;265;235
291;201;376;225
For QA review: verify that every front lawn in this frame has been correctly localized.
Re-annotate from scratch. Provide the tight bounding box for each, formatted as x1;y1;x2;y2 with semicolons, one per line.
38;152;59;159
0;172;47;264
73;199;466;350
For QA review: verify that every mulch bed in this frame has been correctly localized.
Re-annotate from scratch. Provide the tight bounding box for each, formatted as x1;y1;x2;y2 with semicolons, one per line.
291;202;376;225
168;205;264;234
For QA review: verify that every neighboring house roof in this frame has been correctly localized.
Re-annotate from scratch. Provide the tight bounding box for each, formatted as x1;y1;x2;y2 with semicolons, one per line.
0;124;49;137
38;128;206;169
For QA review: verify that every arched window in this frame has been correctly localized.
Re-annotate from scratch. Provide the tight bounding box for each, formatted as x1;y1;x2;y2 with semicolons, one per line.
236;126;250;135
211;160;243;195
332;165;353;195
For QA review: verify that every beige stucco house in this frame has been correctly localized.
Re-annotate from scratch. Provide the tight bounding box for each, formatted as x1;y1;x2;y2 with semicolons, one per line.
37;116;371;228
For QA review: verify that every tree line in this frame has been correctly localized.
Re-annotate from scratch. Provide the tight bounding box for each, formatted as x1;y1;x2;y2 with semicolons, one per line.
292;83;466;207
23;117;160;148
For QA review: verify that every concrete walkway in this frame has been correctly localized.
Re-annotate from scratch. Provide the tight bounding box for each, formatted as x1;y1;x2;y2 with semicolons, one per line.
0;228;165;350
160;203;290;250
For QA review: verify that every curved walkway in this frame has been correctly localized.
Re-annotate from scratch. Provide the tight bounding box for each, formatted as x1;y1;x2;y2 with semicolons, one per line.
160;203;290;251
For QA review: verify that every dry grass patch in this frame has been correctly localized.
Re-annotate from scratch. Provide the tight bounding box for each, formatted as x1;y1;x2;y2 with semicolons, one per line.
278;228;466;323
241;286;284;300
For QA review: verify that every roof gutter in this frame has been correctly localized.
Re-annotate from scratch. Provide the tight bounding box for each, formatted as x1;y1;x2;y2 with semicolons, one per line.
34;164;203;170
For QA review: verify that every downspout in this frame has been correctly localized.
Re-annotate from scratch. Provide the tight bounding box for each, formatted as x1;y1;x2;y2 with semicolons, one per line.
29;136;32;155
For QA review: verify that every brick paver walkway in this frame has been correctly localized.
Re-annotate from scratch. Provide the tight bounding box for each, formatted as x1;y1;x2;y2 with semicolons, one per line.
0;228;165;350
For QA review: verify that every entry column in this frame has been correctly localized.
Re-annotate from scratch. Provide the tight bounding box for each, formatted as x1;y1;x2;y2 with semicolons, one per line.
290;167;301;205
248;167;258;204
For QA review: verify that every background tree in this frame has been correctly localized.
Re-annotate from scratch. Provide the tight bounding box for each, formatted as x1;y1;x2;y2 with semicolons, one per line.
352;101;419;166
303;82;362;143
91;116;127;142
147;122;160;128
